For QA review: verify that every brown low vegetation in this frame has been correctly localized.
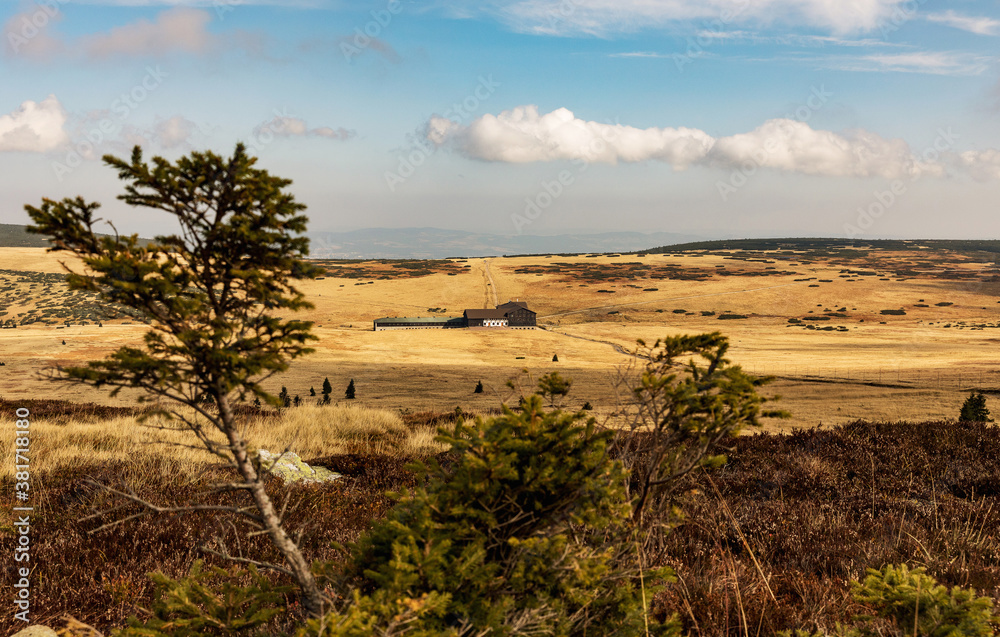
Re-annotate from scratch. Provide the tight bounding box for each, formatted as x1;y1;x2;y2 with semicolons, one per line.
0;452;426;634
2;407;998;635
634;419;1000;634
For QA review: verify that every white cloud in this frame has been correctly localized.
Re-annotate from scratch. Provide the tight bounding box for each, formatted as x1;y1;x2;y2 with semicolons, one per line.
78;0;322;4
711;51;991;76
447;0;919;36
612;48;988;77
3;6;66;59
689;30;907;47
428;105;713;167
254;116;355;141
6;7;264;61
608;51;675;59
957;150;1000;181
428;105;1000;181
152;115;197;148
311;126;356;140
822;52;992;76
82;7;213;57
707;119;936;179
925;11;1000;36
57;112;207;160
0;95;69;152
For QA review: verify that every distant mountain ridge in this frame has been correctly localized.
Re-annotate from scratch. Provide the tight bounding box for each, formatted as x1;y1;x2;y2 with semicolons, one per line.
0;224;701;257
0;223;156;248
306;228;704;259
7;224;995;260
0;223;55;248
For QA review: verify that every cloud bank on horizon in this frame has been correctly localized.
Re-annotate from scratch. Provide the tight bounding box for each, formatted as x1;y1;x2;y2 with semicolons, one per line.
427;105;996;181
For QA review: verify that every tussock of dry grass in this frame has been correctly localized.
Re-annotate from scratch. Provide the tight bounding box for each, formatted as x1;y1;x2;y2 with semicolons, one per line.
0;403;448;480
244;404;448;458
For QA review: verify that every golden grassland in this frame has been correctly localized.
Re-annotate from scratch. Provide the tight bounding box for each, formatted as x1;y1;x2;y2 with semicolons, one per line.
1;246;998;435
0;403;449;481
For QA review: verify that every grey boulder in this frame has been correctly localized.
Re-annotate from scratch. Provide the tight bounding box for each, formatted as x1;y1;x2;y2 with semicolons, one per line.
256;449;342;485
12;627;59;637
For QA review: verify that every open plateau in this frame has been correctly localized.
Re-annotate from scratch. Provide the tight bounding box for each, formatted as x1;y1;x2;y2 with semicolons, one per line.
2;239;998;429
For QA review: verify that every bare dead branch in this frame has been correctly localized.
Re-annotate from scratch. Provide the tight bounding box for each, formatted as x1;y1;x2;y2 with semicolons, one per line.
79;479;263;534
198;545;294;578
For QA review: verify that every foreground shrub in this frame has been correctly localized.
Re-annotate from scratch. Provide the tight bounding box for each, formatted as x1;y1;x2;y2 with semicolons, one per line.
621;332;785;523
114;560;294;636
303;394;679;636
849;564;996;637
781;564;1000;637
12;417;1000;636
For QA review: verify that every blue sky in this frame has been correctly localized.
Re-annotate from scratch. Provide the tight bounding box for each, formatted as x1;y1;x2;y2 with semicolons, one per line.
2;0;999;240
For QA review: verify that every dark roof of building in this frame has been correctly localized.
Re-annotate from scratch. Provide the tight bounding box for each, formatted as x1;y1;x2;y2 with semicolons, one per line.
497;301;534;313
374;316;464;324
464;308;509;319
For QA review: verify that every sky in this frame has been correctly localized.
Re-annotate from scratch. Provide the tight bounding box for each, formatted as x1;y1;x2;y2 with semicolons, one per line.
1;0;999;241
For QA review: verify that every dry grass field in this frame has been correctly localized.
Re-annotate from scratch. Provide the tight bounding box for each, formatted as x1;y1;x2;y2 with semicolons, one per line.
1;241;998;433
1;240;999;636
0;403;450;481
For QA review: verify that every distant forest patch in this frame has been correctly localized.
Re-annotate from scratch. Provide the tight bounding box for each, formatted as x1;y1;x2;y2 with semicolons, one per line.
643;238;1000;283
646;237;1000;260
316;258;471;279
511;261;798;283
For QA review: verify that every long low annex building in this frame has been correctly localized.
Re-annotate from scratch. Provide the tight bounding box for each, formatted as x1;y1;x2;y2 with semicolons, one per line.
373;300;537;331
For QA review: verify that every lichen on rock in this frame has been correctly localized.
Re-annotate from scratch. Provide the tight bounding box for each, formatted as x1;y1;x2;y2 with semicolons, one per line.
255;449;342;485
11;627;58;637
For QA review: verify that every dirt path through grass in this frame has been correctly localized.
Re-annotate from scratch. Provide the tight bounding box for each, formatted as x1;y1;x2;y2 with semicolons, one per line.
484;258;499;306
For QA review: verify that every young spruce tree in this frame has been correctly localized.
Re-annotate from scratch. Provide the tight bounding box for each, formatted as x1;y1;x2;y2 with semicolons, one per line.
622;332;786;523
305;384;678;636
960;391;992;422
25;144;327;617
